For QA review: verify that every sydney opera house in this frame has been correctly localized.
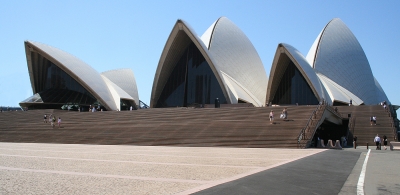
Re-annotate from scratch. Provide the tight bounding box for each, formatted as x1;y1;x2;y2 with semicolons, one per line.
19;41;139;111
151;17;268;108
20;17;389;110
266;18;388;106
151;17;388;108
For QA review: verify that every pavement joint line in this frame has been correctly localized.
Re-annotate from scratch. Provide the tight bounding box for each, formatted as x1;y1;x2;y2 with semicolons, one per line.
357;149;371;195
176;149;327;195
0;165;209;184
0;154;265;169
0;147;309;160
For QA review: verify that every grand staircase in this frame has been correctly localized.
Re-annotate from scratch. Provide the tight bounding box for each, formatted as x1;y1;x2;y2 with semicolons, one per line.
0;106;318;148
336;105;397;146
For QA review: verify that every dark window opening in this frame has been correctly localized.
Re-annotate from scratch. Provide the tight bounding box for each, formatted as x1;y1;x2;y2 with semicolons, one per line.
272;61;318;105
156;43;226;107
26;52;101;110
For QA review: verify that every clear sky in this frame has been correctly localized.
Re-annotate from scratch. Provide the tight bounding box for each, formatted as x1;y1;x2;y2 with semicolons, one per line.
1;1;399;108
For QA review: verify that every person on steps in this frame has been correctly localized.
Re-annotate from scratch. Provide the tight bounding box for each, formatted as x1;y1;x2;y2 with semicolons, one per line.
269;110;274;124
51;116;56;128
58;117;62;128
282;108;288;121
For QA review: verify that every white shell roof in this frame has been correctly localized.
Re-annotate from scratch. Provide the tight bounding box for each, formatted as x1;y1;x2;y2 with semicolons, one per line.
307;18;378;104
317;73;363;105
266;43;331;104
281;43;331;103
101;75;134;109
203;17;268;106
150;19;226;107
25;41;117;111
152;17;267;107
374;77;390;104
101;69;139;105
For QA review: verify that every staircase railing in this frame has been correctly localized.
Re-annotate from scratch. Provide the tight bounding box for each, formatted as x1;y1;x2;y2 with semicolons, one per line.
139;100;150;109
297;104;325;148
388;105;398;140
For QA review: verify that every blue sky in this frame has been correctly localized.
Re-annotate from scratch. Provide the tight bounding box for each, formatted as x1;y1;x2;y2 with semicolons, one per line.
1;1;399;108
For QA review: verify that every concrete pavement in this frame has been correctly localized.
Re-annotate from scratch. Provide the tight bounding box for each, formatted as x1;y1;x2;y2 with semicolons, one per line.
0;142;399;194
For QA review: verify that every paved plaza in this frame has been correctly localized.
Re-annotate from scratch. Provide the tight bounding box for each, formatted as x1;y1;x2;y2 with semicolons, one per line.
0;142;399;194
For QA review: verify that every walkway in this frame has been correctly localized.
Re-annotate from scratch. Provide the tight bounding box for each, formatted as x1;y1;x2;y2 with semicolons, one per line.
0;143;398;194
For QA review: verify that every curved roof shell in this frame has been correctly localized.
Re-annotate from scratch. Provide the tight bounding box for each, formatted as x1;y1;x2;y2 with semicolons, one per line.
306;18;378;104
151;17;268;107
267;43;331;104
25;41;117;110
203;17;268;106
101;69;139;105
151;19;228;107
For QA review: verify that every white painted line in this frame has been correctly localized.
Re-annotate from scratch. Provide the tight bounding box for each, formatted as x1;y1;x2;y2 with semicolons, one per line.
357;149;371;195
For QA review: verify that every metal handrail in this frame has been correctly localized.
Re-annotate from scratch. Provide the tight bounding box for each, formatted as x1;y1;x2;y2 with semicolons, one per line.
297;104;324;148
388;105;398;140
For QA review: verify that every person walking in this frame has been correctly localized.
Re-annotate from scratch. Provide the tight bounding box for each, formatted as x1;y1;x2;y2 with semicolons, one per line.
43;114;47;123
269;110;274;124
374;134;381;150
383;135;388;150
373;116;377;125
353;136;358;149
58;117;62;128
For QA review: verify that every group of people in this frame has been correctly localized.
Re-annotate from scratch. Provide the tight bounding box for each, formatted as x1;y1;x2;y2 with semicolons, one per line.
370;116;377;125
374;134;388;150
88;105;102;112
44;114;61;128
269;108;288;124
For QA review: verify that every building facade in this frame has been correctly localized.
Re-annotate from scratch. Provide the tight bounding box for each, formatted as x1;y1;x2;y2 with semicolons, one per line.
150;17;268;108
20;41;139;111
267;18;389;106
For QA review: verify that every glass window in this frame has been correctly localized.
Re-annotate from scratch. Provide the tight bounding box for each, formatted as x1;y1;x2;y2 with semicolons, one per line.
156;43;226;107
29;52;99;109
272;61;318;105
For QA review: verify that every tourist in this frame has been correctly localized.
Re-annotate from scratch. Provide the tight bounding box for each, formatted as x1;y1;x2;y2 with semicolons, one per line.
58;117;62;128
349;99;352;106
51;116;56;128
269;110;274;124
353;136;357;149
282;108;288;121
374;134;381;150
44;114;47;123
373;116;377;125
383;135;388;150
130;106;133;111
